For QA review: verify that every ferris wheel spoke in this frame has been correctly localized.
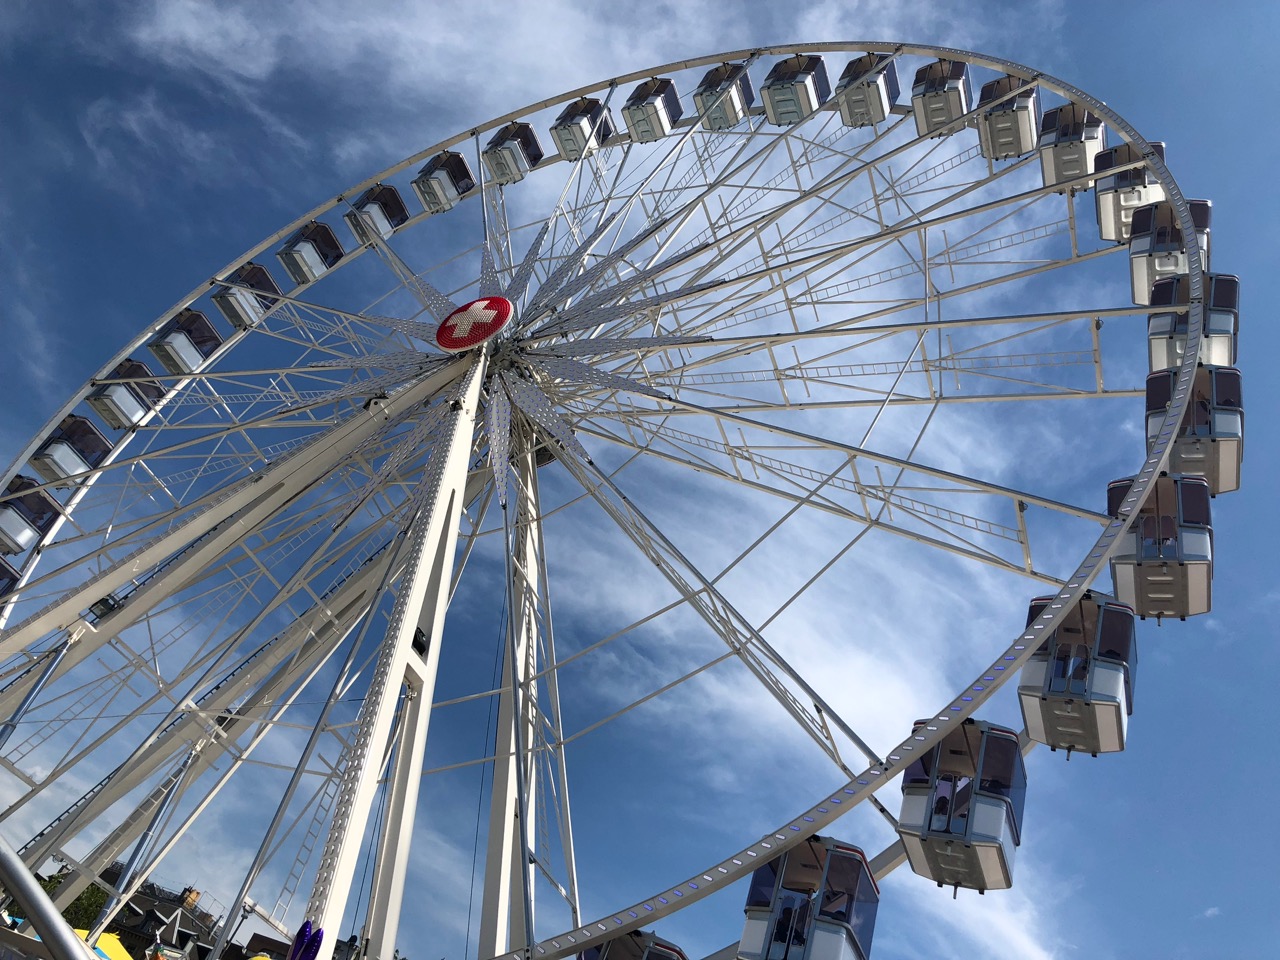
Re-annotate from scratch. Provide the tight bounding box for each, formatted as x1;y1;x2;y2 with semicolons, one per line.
575;414;1058;583
555;450;884;774
0;364;463;658
529;165;1069;345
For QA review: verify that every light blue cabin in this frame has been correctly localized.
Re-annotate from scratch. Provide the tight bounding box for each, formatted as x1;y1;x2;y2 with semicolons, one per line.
1129;200;1212;305
212;263;281;330
833;54;899;128
150;309;223;375
976;75;1039;160
31;415;111;486
1108;474;1213;619
1146;367;1243;495
87;359;165;430
551;97;616;161
693;63;756;131
897;719;1026;892
483;122;544;184
910;59;971;137
1094;142;1166;242
412;152;476;215
0;476;59;556
1018;593;1137;756
739;836;878;960
278;221;345;285
343;183;410;244
1147;273;1239;372
761;55;831;126
622;78;682;143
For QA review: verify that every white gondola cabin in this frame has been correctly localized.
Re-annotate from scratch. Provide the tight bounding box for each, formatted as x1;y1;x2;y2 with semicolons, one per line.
693;62;755;131
761;54;831;126
1146;367;1243;495
739;836;878;960
551;97;616;161
212;263;281;330
833;54;899;128
1108;474;1213;619
1148;273;1239;371
579;931;686;960
897;719;1026;892
483;122;544;184
412;152;476;215
150;309;223;375
1037;103;1105;190
1018;593;1137;756
30;415;111;485
1128;199;1212;305
622;78;682;143
0;556;17;599
278;221;345;285
976;75;1039;160
0;476;59;556
1094;142;1166;242
343;183;410;244
911;59;972;137
87;359;165;430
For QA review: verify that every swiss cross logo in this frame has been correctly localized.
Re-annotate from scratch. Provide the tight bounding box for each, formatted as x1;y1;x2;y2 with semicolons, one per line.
435;297;514;353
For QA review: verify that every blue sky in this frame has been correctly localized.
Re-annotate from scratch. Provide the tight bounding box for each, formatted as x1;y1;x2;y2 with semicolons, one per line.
1;2;1277;960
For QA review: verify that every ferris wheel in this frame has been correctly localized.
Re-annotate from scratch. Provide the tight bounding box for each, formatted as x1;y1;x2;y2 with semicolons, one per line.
0;41;1233;960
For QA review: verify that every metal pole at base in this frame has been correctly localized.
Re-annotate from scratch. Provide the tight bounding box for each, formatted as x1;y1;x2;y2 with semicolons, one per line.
0;834;94;960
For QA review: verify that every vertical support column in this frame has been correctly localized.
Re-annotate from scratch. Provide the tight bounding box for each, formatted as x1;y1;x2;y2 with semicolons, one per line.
477;445;541;958
304;360;486;960
361;652;433;958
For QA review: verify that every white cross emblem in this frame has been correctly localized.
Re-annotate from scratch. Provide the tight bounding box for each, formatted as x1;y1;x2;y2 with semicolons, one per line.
443;299;499;338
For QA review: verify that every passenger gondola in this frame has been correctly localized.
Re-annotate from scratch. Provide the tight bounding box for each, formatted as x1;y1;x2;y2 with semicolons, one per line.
693;62;755;130
1037;103;1105;189
910;59;971;137
1129;199;1212;305
1108;474;1213;619
761;54;831;126
31;415;112;485
343;183;410;244
1094;142;1166;242
579;931;685;960
550;98;615;160
622;78;682;142
897;719;1026;892
86;359;165;430
412;152;476;214
278;221;345;284
483;122;544;184
0;476;60;555
1148;273;1239;371
976;75;1039;160
150;309;223;375
739;835;878;960
833;54;899;127
212;262;282;330
1018;593;1137;755
1146;367;1243;494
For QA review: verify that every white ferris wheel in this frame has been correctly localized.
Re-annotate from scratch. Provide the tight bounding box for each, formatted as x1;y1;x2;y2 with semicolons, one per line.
0;41;1235;960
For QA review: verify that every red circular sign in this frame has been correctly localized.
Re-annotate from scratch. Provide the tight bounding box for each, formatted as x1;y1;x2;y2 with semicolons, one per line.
435;297;514;353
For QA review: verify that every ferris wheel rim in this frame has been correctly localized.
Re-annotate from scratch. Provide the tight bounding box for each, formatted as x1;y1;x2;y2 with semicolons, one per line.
0;39;1209;960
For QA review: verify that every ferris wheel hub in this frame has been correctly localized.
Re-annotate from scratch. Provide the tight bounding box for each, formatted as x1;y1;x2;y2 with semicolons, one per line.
435;296;514;353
